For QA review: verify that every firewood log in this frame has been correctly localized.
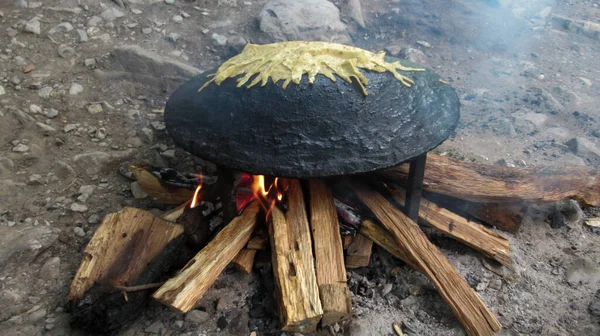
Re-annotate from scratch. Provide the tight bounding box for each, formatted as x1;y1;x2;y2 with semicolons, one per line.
345;234;373;269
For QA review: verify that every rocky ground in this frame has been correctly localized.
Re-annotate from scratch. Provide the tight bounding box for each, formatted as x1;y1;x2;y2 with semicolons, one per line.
1;0;600;335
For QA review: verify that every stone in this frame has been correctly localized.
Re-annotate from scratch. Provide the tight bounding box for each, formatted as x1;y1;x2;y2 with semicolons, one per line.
28;308;47;322
566;258;600;286
167;32;181;43
11;109;35;126
77;185;96;202
165;0;175;4
28;174;45;185
172;15;184;23
58;44;76;58
258;0;350;43
227;309;249;335
24;18;41;35
73;227;86;237
381;283;393;296
142;27;153;35
140;127;154;143
84;58;96;67
39;257;61;280
579;77;592;86
88;214;100;224
0;157;14;176
101;8;126;21
227;35;247;53
160;149;176;160
55;161;76;178
342;0;365;28
151;121;166;131
130;181;148;199
63;124;80;133
36;122;56;135
384;45;402;56
87;16;103;27
185;310;210;324
131;8;143;14
217;316;228;329
86;103;103;114
69;83;84;95
0;226;59;268
45;108;59;118
96;128;106;139
30;104;42;114
492;118;517;136
12;144;29;152
38;86;53;98
566;137;600;159
512;111;547;134
70;203;88;213
211;33;228;47
208;20;232;29
72;150;134;175
48;22;74;35
551;199;584;228
145;321;166;334
77;29;89;42
0;86;5;95
110;45;202;91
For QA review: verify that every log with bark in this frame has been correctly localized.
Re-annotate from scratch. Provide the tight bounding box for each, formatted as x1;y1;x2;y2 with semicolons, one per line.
381;152;600;206
269;180;323;332
349;181;502;336
308;179;352;326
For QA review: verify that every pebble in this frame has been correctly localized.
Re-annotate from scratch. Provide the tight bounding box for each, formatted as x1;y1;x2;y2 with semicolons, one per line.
37;122;56;135
217;316;228;329
381;283;393;297
173;15;184;23
0;86;5;95
185;310;210;324
48;22;74;35
28;174;45;185
151;121;166;131
140;127;154;143
84;58;96;67
130;181;148;199
96;127;107;140
30;104;42;114
77;185;96;202
73;227;86;237
38;87;53;98
24;19;41;35
70;203;88;213
28;308;47;322
416;40;432;48
39;257;61;280
57;44;76;58
160;149;176;160
131;8;143;15
142;27;153;35
45;108;59;118
86;103;104;114
167;32;181;43
87;16;103;27
579;77;592;86
69;83;84;95
165;0;175;4
88;214;100;224
145;321;166;334
174;320;184;328
63;123;80;133
101;8;126;21
77;29;89;42
12;144;29;152
212;33;228;47
488;279;502;290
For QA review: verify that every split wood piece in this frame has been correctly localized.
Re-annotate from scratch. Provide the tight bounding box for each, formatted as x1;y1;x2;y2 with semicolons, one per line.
463;201;525;234
309;179;352;326
152;202;260;312
247;230;269;250
381;152;600;206
392;190;511;267
269;179;323;332
359;219;415;269
130;164;194;204
68;207;184;301
342;235;354;250
161;200;191;222
233;249;257;274
345;234;373;269
350;181;501;336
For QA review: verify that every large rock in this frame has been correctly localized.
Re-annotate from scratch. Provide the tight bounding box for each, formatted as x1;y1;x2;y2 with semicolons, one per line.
0;226;60;269
109;45;202;92
566;137;600;159
258;0;350;43
165;48;459;178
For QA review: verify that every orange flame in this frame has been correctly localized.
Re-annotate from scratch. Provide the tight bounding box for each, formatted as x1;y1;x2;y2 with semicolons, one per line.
251;175;284;220
190;173;203;209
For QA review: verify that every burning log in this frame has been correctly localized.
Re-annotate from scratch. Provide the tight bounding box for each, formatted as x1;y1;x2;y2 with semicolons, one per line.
350;181;502;336
392;189;512;267
308;179;352;326
345;234;374;269
232;248;257;274
269;180;323;332
152;202;260;312
68;208;186;333
381;152;600;206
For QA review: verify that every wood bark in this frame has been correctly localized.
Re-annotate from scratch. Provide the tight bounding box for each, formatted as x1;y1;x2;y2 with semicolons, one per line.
308;179;352;326
381;152;600;206
152;202;259;312
392;190;511;266
233;249;256;274
269;179;323;332
350;181;501;336
68;207;184;301
345;234;373;269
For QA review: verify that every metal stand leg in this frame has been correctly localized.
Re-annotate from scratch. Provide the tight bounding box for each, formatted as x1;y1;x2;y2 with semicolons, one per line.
405;153;427;223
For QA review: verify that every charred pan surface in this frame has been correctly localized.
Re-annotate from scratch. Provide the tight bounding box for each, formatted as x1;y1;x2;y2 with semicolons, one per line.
165;58;459;178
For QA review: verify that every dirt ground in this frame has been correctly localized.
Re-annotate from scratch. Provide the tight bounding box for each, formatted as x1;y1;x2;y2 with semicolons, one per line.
1;0;600;335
